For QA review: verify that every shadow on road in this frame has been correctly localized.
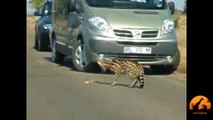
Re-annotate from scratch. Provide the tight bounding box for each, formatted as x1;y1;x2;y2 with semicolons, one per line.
44;56;174;76
92;81;144;89
44;57;102;73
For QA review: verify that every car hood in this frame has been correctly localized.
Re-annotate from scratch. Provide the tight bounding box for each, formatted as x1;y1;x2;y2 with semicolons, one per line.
89;8;170;29
40;15;51;24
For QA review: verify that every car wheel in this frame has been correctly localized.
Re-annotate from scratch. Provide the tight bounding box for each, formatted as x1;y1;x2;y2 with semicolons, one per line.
37;35;47;51
151;65;176;74
72;40;95;72
151;49;180;74
51;37;65;63
34;33;38;50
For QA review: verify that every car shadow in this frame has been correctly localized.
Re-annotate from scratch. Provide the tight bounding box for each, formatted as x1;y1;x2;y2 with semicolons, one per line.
44;57;102;73
33;46;51;52
44;57;174;76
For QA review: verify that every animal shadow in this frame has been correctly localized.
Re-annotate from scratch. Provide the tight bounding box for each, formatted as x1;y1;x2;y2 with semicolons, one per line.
93;81;144;89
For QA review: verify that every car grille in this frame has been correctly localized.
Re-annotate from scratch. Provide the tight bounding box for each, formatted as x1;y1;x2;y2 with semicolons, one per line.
103;53;170;62
113;29;133;38
141;31;158;38
116;42;158;46
113;29;159;39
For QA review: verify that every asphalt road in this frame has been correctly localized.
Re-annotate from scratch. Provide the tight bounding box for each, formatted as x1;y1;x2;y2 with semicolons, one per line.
27;22;186;120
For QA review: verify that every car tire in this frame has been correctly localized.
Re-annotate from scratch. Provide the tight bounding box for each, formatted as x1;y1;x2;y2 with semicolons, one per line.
151;65;176;74
72;40;95;72
34;33;38;50
37;35;47;51
151;49;180;74
51;37;65;63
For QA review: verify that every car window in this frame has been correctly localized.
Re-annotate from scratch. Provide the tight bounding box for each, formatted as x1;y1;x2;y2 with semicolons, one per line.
86;0;166;9
42;2;52;16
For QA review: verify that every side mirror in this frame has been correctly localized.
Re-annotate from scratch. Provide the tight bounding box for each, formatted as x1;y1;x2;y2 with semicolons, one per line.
33;9;41;16
168;2;175;15
74;1;83;13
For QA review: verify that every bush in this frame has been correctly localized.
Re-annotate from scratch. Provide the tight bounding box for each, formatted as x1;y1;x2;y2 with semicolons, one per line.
173;13;180;29
29;0;45;9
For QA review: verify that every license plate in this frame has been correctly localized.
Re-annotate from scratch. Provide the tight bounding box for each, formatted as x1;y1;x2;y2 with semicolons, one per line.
124;47;152;54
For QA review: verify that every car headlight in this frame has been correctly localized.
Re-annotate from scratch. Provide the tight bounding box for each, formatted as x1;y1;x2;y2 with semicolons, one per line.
43;24;51;29
89;16;112;33
160;19;174;34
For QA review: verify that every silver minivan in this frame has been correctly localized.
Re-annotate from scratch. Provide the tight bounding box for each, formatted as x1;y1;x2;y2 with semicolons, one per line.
50;0;180;74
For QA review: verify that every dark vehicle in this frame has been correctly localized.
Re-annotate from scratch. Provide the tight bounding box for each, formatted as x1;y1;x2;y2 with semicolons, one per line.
33;0;52;51
49;0;179;74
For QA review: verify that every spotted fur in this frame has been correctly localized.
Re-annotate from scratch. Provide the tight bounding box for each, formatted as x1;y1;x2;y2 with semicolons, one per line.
97;59;145;88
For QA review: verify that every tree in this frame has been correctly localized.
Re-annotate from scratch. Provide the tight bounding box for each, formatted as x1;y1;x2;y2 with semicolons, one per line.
29;0;45;9
183;0;186;13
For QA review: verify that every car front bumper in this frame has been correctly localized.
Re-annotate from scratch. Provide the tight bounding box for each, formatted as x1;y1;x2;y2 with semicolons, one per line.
83;30;179;66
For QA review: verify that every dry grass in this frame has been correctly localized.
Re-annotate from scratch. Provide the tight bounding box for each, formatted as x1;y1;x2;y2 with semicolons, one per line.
173;12;186;74
27;17;37;29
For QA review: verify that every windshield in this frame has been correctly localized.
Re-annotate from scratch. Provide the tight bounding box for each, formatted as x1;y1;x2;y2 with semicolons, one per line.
86;0;166;9
42;1;52;16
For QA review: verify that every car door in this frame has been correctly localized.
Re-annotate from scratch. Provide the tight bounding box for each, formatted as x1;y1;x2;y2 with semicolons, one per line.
65;0;82;51
54;0;80;55
54;0;69;48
